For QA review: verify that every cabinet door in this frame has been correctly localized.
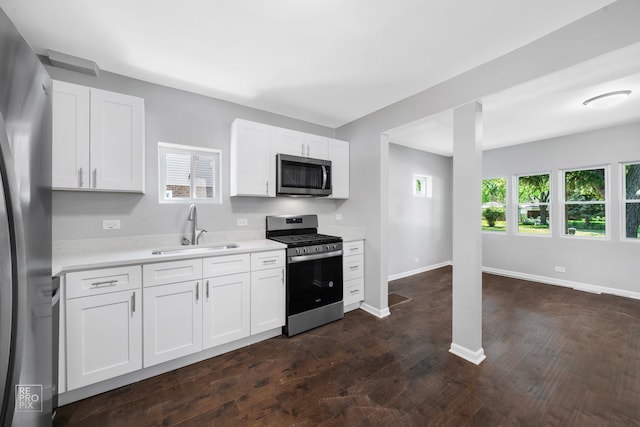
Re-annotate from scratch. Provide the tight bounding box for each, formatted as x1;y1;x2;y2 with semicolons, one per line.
90;88;145;192
66;289;141;390
203;273;250;349
230;119;275;197
304;134;328;159
251;267;285;334
275;128;306;157
143;280;202;367
328;139;349;199
52;81;90;189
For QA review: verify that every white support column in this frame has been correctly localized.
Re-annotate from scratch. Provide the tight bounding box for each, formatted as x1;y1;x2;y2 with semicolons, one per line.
449;101;486;365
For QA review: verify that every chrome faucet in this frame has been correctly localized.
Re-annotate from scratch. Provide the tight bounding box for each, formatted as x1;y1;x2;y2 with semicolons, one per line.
187;204;207;245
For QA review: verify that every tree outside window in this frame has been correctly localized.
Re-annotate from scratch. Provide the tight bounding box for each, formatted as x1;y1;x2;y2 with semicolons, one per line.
482;178;506;232
563;167;606;238
623;162;640;239
518;174;550;235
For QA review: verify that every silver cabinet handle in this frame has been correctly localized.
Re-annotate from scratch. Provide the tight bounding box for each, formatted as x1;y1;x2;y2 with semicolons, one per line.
263;259;277;265
301;144;305;156
93;169;97;188
131;292;136;314
91;280;117;287
350;265;359;270
281;269;284;283
266;181;269;195
306;144;310;157
78;167;84;187
196;282;199;301
206;280;209;299
350;289;359;294
350;247;359;252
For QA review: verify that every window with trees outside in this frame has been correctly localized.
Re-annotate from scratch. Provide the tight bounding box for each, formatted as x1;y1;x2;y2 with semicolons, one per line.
518;173;550;235
158;142;221;204
563;167;606;238
623;162;640;239
482;177;506;232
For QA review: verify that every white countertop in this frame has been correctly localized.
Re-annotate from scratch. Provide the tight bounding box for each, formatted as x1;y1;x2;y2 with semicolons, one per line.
53;239;286;276
53;226;365;276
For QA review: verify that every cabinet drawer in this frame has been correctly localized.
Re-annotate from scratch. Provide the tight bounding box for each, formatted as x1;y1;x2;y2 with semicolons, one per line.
343;254;364;281
344;277;364;305
251;250;285;271
203;254;250;278
143;259;202;287
343;240;364;256
66;265;141;299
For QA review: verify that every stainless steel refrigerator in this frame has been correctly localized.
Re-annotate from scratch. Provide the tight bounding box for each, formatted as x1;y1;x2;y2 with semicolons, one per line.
0;6;53;427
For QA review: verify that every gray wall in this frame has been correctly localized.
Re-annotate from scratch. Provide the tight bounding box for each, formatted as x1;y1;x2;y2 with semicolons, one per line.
483;121;640;295
336;1;640;312
388;144;452;277
45;65;341;241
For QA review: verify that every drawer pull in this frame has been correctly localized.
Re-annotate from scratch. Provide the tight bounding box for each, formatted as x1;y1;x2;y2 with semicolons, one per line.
131;292;136;314
196;282;200;301
206;280;210;299
263;259;277;265
350;289;360;294
349;247;359;252
91;280;118;287
349;266;359;270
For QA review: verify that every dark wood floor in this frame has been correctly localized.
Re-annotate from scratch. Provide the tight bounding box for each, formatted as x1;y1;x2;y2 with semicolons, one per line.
54;267;640;426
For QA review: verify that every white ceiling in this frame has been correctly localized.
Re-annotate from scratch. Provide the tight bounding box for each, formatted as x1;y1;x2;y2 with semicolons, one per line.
0;0;617;129
388;42;640;156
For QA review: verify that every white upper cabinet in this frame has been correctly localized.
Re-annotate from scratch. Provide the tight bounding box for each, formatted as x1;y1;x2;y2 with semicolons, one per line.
230;119;276;197
328;138;350;199
52;80;145;193
275;128;328;159
230;118;349;198
52;81;90;189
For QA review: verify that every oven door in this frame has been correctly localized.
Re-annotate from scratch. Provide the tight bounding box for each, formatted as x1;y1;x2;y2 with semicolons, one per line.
287;250;343;315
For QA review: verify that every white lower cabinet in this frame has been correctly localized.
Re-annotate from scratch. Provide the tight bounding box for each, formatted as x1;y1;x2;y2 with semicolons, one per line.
343;240;365;309
203;272;251;349
60;248;286;397
143;280;203;367
66;289;142;390
250;251;285;334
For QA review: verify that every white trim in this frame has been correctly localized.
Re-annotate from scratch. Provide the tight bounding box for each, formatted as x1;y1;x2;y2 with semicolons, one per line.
449;343;486;365
388;261;452;281
482;266;640;300
360;303;390;319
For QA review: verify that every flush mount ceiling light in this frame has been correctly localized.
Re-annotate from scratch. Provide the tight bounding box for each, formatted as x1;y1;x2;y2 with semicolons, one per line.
583;90;632;108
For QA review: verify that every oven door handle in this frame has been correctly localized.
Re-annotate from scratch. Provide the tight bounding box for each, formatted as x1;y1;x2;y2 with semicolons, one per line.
289;250;343;264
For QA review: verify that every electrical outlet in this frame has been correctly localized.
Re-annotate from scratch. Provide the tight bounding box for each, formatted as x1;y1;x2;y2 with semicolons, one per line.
237;218;248;226
102;219;120;230
336;214;343;221
554;266;566;273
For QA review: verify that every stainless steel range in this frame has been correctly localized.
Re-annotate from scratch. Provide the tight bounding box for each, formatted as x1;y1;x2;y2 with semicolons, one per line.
266;215;343;336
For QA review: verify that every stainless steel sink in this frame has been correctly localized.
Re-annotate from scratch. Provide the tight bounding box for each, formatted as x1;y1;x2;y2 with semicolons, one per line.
152;243;239;255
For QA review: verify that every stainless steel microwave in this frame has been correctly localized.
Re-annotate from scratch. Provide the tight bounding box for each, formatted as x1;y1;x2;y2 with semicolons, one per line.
276;153;332;197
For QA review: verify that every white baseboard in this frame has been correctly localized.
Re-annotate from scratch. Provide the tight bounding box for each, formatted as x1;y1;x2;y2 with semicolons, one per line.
449;343;486;365
360;302;391;319
388;261;452;281
482;267;640;301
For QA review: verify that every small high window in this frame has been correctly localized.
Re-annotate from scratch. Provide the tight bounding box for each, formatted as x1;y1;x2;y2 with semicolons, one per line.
158;142;221;204
517;173;551;235
623;162;640;239
562;167;607;238
482;177;506;232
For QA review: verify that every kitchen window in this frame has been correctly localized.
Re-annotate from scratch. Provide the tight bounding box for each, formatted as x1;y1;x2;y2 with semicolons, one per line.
482;177;506;232
158;142;221;204
562;167;607;238
517;173;551;235
623;161;640;239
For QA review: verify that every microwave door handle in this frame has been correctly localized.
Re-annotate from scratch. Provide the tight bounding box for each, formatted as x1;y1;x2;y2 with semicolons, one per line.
322;165;327;190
